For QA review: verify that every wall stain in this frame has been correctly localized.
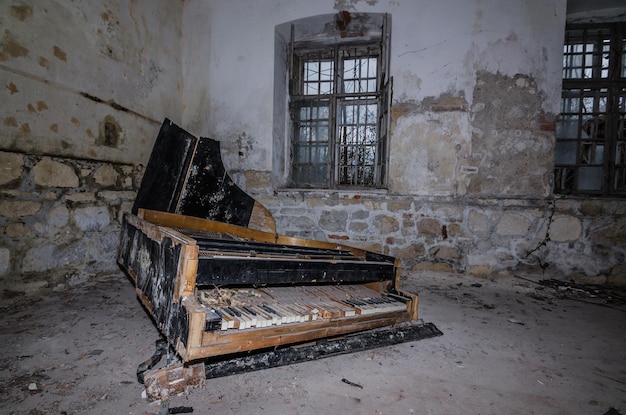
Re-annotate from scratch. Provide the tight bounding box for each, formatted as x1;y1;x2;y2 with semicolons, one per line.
50;123;58;133
6;82;19;94
86;129;94;138
79;92;157;123
0;30;29;62
10;5;33;21
27;103;36;113
53;46;67;61
38;56;49;69
97;115;121;148
71;117;80;126
20;123;31;133
4;117;18;127
36;101;48;111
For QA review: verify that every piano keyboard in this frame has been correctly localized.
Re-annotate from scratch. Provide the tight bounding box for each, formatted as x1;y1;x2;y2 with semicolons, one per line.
197;284;407;331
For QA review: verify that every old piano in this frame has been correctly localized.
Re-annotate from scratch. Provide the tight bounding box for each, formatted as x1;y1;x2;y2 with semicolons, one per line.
117;119;440;399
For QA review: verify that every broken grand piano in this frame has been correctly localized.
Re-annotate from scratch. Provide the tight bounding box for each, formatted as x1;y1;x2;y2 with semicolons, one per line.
117;119;441;397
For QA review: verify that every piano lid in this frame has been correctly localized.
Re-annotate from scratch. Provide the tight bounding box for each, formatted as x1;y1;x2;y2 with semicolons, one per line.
133;118;275;233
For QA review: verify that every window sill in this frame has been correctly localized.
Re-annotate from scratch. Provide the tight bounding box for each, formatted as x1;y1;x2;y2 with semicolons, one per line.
275;187;389;199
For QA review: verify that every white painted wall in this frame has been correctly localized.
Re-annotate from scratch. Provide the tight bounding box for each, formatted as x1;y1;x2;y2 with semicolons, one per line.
181;0;566;175
0;0;183;165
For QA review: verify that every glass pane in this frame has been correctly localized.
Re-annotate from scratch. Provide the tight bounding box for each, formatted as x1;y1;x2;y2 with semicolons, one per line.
298;126;310;142
295;144;308;162
303;60;334;95
343;57;377;93
320;61;333;81
578;166;602;190
305;61;319;80
581;116;606;140
561;90;581;113
601;39;610;78
366;104;377;124
554;167;575;192
555;141;577;164
312;143;328;162
556;117;580;139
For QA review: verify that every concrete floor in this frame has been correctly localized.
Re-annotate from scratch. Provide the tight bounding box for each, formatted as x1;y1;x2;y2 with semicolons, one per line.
1;270;625;415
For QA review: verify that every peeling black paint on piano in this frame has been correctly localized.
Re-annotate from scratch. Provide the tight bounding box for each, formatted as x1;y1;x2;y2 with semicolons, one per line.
132;119;196;215
203;322;443;379
117;213;189;349
178;137;255;226
133;118;256;228
195;256;395;286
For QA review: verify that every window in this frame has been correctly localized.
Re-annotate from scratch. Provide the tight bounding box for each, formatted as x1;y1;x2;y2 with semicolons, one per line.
554;23;626;196
287;14;391;189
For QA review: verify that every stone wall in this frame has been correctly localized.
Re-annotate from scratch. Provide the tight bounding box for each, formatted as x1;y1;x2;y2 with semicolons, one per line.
255;191;626;284
0;150;139;294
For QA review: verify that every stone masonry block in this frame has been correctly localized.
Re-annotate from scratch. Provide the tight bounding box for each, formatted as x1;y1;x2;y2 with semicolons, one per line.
430;245;460;261
0;200;42;218
319;210;348;232
0;152;24;185
72;206;111;231
467;209;489;235
496;213;531;236
34;157;79;188
373;214;400;235
5;223;30;238
349;222;369;232
49;204;70;228
22;244;57;273
0;247;9;275
395;242;425;260
93;164;119;187
417;218;440;237
550;215;582;242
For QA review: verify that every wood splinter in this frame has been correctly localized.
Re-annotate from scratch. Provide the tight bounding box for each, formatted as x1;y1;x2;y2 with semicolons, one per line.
341;377;363;389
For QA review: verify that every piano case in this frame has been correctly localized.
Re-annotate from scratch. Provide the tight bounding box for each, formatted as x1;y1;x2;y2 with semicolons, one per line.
117;119;436;398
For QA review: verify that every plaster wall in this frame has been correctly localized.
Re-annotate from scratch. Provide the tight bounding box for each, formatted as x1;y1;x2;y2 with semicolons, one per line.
183;0;565;181
0;0;183;164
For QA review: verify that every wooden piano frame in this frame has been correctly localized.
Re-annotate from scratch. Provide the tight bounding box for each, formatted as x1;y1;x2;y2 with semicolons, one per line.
118;208;419;363
116;120;438;400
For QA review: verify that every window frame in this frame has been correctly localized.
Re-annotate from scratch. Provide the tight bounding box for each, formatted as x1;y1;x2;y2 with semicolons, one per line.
554;22;626;197
286;17;391;190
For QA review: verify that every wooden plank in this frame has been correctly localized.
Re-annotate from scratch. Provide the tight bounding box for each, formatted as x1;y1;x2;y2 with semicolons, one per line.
188;311;412;360
143;362;206;401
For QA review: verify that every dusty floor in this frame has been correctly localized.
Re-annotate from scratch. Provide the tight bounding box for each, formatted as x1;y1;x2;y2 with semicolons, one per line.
1;270;625;415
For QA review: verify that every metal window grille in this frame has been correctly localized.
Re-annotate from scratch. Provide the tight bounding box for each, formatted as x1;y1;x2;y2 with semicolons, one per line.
288;16;391;189
290;46;389;188
555;23;626;196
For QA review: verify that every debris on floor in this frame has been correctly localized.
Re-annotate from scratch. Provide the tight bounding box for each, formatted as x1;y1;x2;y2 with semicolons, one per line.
537;278;626;307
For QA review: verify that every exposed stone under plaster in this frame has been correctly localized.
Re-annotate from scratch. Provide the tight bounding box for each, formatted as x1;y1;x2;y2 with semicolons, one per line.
0;151;139;294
